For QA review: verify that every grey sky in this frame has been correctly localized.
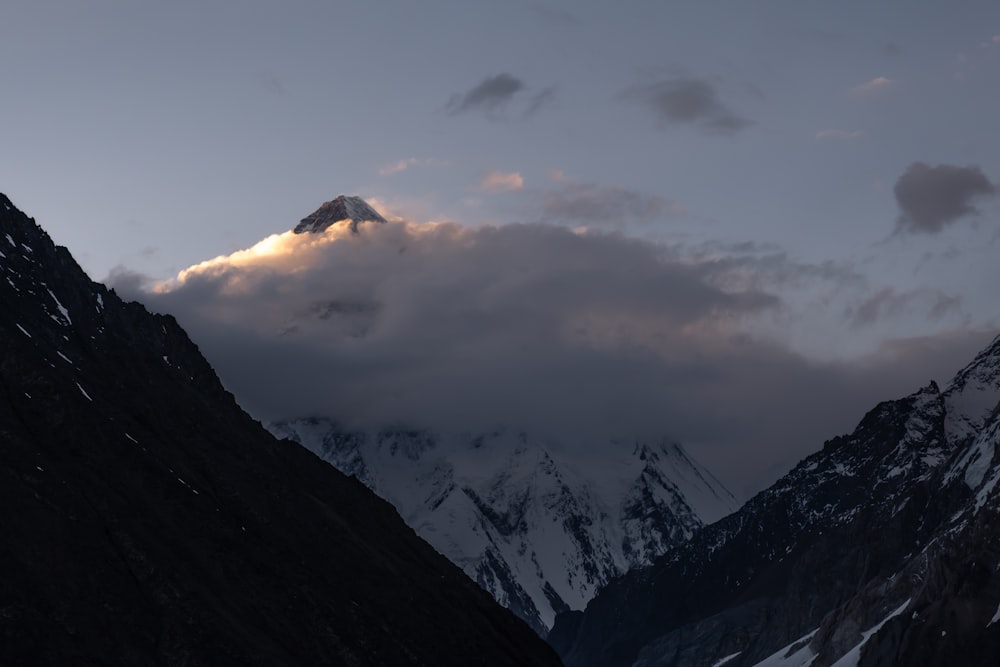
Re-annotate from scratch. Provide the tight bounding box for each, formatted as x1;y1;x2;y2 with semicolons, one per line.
4;0;1000;494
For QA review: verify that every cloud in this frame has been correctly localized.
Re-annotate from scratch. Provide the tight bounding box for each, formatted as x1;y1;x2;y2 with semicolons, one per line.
624;77;752;135
846;287;961;327
534;181;685;226
893;162;997;234
112;213;995;496
852;76;896;95
478;171;524;193
524;85;557;117
447;73;527;115
816;129;864;140
378;158;442;176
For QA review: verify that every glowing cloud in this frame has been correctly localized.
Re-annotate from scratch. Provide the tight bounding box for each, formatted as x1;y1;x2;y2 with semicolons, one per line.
478;171;524;192
116;214;986;494
378;157;441;176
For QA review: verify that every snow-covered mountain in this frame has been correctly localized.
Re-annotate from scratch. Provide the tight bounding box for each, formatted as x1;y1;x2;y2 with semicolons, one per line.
550;332;1000;667
263;195;739;635
269;420;738;635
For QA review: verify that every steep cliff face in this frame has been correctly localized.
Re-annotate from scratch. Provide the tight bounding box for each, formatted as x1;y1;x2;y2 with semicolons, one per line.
550;334;1000;667
0;193;562;667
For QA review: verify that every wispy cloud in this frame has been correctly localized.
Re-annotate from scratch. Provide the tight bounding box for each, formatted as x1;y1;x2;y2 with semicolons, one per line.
624;77;752;135
846;287;961;328
478;171;524;193
534;180;685;226
524;86;557;117
378;158;442;176
447;73;525;115
446;73;556;119
852;76;896;96
816;129;864;140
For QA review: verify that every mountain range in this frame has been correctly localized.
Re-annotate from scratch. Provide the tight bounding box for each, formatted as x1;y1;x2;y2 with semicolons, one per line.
549;330;1000;666
268;197;739;635
13;186;1000;667
0;192;562;666
270;418;738;635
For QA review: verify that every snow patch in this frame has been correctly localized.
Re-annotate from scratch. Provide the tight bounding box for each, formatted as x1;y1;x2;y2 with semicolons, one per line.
989;600;1000;626
75;382;93;401
46;289;72;324
750;629;817;667
713;652;742;667
829;599;910;667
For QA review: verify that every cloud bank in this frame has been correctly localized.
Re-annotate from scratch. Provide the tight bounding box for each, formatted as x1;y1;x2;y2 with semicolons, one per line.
115;215;991;495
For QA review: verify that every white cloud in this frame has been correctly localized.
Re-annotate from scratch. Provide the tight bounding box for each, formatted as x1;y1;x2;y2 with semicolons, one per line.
478;171;524;192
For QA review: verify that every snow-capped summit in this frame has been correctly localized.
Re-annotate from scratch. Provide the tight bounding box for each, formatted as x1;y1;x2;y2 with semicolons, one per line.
294;195;387;234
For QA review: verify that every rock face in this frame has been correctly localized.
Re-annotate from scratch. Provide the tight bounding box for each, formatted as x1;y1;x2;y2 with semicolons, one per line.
549;333;1000;667
0;193;562;667
294;195;387;233
269;420;738;636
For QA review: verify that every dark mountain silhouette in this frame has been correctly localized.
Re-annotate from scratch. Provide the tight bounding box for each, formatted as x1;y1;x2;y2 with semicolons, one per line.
0;193;562;666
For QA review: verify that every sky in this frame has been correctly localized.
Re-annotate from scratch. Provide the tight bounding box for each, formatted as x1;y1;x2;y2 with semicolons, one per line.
3;1;999;496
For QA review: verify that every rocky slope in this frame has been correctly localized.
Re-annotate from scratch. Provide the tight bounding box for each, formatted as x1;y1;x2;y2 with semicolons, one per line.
0;193;562;666
549;333;1000;667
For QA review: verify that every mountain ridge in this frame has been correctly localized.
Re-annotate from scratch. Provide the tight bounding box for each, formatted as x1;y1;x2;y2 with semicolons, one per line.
550;332;1000;666
0;192;562;666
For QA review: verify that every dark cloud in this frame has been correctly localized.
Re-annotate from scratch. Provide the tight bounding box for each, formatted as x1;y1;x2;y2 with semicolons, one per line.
625;77;752;135
112;220;994;497
534;182;682;226
846;287;961;328
882;42;901;57
524;85;557;117
447;73;527;115
894;162;996;234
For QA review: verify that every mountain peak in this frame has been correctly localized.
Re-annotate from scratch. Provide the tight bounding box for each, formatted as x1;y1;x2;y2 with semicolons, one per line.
294;195;387;234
